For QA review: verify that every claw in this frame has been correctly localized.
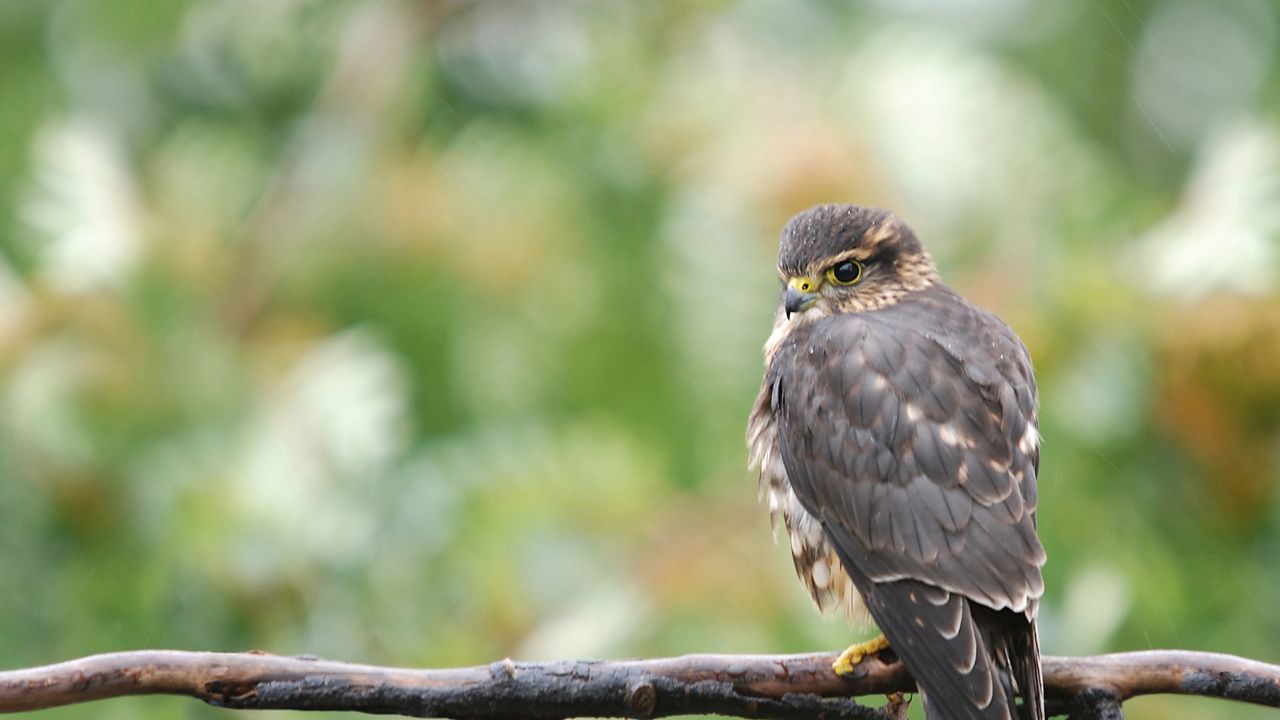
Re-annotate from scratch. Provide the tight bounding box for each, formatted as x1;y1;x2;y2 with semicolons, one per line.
832;634;891;676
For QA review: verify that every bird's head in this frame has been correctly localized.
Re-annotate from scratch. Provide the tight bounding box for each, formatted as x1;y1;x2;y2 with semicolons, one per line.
776;204;939;319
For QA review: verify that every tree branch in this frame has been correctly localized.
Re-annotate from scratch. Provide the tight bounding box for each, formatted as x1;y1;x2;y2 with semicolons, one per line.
0;649;1276;719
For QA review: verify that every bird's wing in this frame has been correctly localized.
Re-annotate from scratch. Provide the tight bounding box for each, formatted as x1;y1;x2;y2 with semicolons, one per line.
773;299;1045;610
771;294;1045;719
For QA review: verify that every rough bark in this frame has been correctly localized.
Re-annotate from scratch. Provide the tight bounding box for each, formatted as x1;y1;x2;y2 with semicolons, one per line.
0;649;1276;719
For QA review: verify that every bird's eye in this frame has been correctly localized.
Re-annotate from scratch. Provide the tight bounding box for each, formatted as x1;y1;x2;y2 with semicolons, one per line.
827;260;863;286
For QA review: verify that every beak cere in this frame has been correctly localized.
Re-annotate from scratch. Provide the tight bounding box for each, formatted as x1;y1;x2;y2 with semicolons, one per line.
784;281;818;318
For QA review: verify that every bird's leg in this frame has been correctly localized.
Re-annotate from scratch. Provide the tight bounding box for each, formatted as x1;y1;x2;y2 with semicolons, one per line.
832;633;891;675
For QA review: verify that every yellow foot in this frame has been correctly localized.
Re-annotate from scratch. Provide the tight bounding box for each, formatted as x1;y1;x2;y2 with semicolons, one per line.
832;634;891;676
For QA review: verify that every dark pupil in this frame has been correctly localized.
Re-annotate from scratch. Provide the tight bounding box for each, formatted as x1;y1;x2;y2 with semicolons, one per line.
833;261;859;283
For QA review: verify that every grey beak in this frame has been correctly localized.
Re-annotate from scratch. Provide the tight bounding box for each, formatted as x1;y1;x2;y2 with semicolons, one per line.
784;286;816;318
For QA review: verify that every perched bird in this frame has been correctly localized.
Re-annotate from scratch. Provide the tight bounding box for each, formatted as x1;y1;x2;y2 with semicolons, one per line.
747;205;1046;720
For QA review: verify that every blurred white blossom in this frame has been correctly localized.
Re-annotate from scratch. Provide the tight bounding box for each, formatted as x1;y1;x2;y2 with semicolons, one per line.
1137;120;1280;299
230;330;411;578
19;118;141;292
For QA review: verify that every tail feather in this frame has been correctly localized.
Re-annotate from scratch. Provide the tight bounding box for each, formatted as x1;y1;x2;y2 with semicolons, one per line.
847;570;1044;720
974;604;1044;720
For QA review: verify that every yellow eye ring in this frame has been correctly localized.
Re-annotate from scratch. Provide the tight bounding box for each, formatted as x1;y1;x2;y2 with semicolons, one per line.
827;260;863;286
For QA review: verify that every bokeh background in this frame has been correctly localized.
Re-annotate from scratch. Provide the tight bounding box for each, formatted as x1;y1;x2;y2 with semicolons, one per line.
1;1;1278;718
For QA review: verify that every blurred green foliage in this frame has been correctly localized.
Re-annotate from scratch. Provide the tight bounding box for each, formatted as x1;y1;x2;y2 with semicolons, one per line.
0;1;1278;719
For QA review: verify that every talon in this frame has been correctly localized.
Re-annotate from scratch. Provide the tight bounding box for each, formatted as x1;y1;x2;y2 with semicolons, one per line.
832;633;891;676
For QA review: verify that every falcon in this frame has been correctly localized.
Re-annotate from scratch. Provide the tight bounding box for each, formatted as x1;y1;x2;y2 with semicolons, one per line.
746;205;1047;720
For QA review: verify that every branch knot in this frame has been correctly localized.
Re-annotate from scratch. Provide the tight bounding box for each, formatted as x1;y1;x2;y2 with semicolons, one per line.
626;680;657;717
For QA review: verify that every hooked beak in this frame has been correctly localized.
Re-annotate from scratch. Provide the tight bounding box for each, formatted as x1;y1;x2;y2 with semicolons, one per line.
784;277;818;318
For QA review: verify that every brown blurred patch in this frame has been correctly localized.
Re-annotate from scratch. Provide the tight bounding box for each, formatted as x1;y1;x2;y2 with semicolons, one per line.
1154;294;1280;531
753;120;887;231
633;480;792;620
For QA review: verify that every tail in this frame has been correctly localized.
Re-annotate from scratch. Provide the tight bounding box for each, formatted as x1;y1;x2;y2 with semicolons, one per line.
856;576;1045;720
970;604;1044;720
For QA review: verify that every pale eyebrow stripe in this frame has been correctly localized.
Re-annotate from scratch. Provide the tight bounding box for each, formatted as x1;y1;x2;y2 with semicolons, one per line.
821;247;874;270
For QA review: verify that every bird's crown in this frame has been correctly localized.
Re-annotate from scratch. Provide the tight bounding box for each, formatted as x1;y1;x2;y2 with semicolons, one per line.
778;204;924;277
